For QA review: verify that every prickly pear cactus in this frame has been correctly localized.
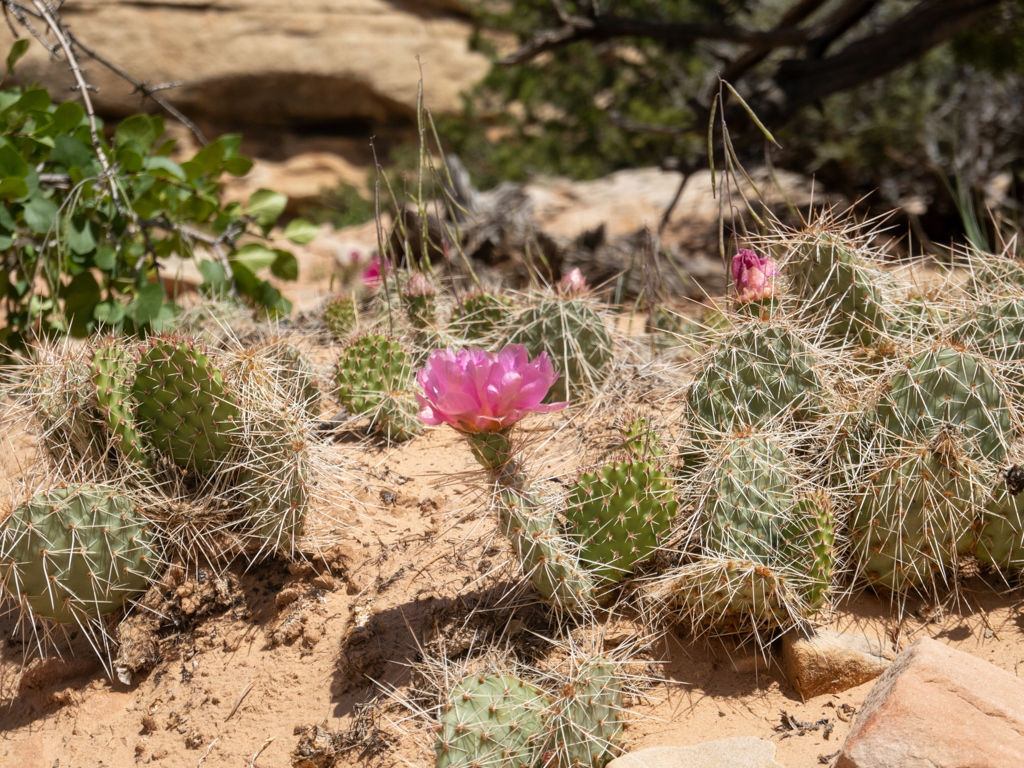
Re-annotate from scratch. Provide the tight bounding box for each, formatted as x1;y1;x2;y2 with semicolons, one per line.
455;291;514;342
237;412;309;554
644;435;835;633
91;338;149;466
786;229;892;347
617;413;666;463
334;334;421;440
954;297;1024;365
262;340;321;418
564;460;676;584
323;295;358;340
31;355;102;461
976;478;1024;573
0;485;159;623
510;298;613;402
685;321;826;438
850;444;983;592
497;487;597;612
434;673;548;768
132;337;240;474
548;661;623;768
871;346;1014;463
402;273;437;329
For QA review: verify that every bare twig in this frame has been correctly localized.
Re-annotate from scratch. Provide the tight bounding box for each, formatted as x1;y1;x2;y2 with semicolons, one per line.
67;32;208;145
249;736;275;767
226;680;255;722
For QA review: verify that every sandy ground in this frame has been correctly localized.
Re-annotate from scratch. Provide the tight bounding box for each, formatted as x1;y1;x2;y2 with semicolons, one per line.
1;407;1022;768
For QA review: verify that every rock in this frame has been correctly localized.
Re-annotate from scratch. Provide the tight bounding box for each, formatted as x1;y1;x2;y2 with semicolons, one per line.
781;629;896;699
607;737;784;768
19;1;489;131
837;637;1024;768
220;152;369;212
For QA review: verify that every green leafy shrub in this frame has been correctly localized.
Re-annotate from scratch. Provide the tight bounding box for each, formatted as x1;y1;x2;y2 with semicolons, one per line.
0;40;315;357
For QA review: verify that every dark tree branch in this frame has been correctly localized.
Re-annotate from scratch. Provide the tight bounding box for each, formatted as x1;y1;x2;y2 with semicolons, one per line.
720;0;830;84
770;0;1002;120
499;14;809;67
806;0;881;59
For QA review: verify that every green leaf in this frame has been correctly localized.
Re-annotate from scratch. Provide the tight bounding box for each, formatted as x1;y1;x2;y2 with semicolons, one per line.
94;300;126;327
50;101;85;134
230;242;276;273
191;140;225;175
23;195;58;234
6;39;29;76
283;218;319;245
245;188;288;231
60;271;101;337
0;178;27;199
179;160;204;182
270;249;299;281
94;246;117;271
0;144;28;178
154;138;177;157
0;233;13;250
130;281;166;326
144;155;186;181
14;89;50;113
219;134;243;158
198;259;228;295
115;114;157;154
223;155;253;176
67;217;97;255
117;145;144;173
51;134;92;170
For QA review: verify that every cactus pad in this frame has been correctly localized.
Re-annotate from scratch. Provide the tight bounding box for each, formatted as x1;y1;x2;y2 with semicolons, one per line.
132;337;240;474
0;485;159;623
435;673;548;768
455;291;514;342
872;346;1013;463
510;298;612;402
565;460;676;583
549;661;623;768
91;338;149;466
323;296;358;340
334;334;421;440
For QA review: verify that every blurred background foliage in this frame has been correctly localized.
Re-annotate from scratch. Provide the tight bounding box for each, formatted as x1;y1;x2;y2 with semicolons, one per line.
431;0;1024;245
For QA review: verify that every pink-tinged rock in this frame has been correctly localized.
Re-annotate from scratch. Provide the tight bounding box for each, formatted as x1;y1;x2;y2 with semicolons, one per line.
837;637;1024;768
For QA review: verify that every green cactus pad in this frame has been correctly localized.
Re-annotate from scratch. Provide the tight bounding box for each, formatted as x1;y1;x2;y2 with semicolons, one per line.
372;393;423;442
976;472;1024;572
0;485;159;623
435;673;548;768
238;413;309;553
565;460;676;584
872;346;1014;463
323;296;358;340
132;337;240;474
648;436;835;633
686;322;826;438
617;414;666;463
549;661;623;768
497;488;597;612
788;230;892;346
954;297;1024;365
455;291;514;342
91;339;149;466
334;334;413;416
851;447;983;592
264;340;321;418
509;298;612;402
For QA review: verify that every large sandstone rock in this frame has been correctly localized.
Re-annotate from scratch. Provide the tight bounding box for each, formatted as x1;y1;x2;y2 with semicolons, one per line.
837;637;1024;768
607;737;784;768
20;1;489;128
781;629;896;699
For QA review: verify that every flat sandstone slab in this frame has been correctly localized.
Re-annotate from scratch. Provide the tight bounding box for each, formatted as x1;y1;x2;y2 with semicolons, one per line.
607;737;784;768
838;636;1024;768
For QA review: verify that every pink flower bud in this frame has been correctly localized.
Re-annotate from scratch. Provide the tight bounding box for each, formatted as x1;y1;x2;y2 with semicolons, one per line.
361;254;389;287
732;249;778;304
405;272;436;297
558;268;589;297
416;345;568;434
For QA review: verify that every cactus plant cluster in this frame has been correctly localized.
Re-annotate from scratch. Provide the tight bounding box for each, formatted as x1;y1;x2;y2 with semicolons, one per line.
434;660;623;768
2;332;332;647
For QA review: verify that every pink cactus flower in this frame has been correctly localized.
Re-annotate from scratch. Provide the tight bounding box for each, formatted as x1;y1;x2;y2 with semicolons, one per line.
732;248;778;303
361;254;388;287
416;345;567;434
405;272;436;297
558;268;589;296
